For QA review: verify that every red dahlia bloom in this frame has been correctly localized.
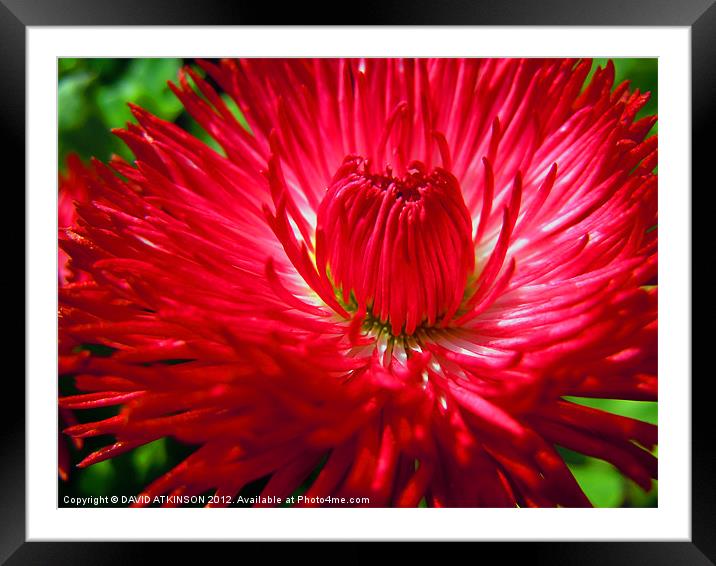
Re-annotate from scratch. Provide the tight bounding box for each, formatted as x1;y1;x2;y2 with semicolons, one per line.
58;154;90;481
59;58;657;507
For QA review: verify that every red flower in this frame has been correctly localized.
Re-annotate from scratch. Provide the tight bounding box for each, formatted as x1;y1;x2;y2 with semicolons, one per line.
59;58;657;507
59;154;90;287
58;154;90;481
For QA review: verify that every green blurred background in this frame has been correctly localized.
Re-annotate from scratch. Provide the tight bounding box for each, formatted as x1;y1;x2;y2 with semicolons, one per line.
58;58;657;508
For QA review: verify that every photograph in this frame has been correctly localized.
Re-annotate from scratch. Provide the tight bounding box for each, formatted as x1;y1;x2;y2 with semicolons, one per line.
57;57;658;509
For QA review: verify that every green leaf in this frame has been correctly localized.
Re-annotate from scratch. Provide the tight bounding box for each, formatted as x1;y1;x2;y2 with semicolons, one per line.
58;72;94;130
125;58;184;119
556;445;588;466
567;457;625;507
84;58;126;80
624;478;658;507
131;439;169;483
58;58;80;77
77;460;117;496
94;58;183;130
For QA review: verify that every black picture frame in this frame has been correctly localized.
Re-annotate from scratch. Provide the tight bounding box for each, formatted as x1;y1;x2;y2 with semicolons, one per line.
6;0;706;563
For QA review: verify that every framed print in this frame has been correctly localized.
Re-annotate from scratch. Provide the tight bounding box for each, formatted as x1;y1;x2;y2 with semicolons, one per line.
7;0;708;562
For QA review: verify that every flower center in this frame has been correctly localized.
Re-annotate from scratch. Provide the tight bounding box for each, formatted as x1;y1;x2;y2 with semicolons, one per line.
316;156;474;336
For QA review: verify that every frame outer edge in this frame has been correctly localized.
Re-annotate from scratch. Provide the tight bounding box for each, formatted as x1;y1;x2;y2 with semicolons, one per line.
691;1;716;563
0;0;715;26
9;0;713;562
0;0;27;564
